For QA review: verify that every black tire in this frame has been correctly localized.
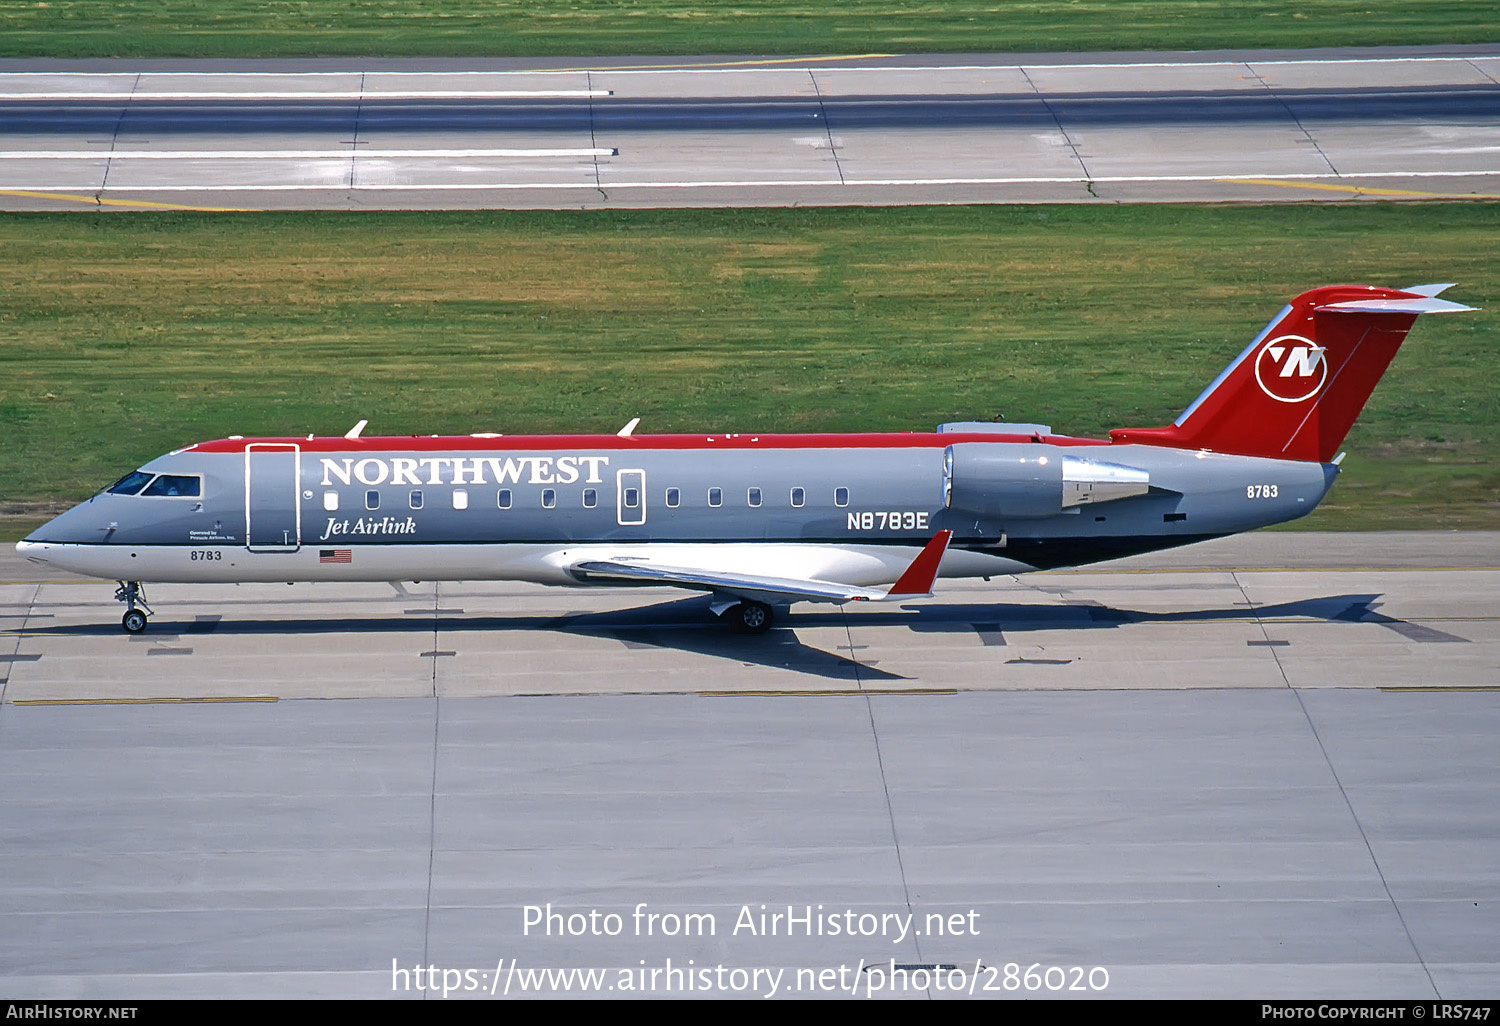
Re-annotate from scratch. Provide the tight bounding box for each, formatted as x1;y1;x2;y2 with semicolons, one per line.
122;610;147;634
734;601;773;634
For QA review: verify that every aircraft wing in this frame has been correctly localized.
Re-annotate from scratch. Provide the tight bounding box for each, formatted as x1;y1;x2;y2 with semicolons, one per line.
571;530;953;605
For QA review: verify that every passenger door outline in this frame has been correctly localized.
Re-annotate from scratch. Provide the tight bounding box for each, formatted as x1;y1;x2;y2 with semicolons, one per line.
245;443;302;552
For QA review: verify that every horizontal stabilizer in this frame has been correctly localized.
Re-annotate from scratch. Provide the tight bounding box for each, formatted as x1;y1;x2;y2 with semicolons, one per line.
1318;296;1475;314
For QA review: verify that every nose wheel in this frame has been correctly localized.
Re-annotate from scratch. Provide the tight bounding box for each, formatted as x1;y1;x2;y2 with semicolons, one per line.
115;581;153;634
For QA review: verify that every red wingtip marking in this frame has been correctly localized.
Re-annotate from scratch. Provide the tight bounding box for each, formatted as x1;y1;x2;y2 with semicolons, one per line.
886;530;953;598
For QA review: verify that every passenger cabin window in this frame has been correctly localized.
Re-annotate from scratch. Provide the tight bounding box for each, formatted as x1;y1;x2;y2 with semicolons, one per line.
409;490;424;510
365;490;380;511
107;471;154;496
141;474;200;498
622;488;640;509
665;487;680;508
542;489;557;509
834;487;850;507
323;491;339;512
791;487;805;507
452;488;469;510
583;488;597;509
708;487;722;508
497;489;512;510
747;487;762;507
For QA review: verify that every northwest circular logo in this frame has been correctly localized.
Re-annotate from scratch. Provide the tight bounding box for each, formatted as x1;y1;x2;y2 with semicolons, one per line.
1254;334;1327;403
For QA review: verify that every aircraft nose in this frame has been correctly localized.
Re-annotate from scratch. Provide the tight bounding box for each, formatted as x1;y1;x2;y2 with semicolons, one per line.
15;539;50;564
18;500;110;546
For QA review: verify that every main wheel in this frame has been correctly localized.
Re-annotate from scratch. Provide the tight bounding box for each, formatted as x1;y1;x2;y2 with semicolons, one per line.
733;601;773;634
121;609;148;634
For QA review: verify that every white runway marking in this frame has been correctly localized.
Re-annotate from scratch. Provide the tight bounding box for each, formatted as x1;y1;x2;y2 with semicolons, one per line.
0;90;611;100
0;149;617;160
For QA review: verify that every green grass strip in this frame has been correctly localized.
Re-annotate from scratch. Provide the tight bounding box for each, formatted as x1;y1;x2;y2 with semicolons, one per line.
0;1;1496;59
1;203;1496;537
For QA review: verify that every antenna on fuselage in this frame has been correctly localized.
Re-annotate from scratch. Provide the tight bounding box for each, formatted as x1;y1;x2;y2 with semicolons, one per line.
617;417;641;438
345;419;369;440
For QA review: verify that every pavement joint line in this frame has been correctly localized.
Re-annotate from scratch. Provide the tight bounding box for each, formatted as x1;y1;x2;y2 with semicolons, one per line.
1243;63;1342;178
1235;569;1292;688
1290;684;1439;995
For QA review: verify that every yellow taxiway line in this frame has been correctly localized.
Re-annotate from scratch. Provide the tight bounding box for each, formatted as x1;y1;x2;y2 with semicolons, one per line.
0;188;258;212
551;54;901;73
1222;177;1500;201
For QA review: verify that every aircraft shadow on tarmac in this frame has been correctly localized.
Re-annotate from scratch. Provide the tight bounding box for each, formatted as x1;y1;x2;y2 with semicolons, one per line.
9;592;1464;681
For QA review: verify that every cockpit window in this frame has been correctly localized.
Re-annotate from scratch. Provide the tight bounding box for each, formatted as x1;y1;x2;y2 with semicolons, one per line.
107;471;154;495
141;474;202;498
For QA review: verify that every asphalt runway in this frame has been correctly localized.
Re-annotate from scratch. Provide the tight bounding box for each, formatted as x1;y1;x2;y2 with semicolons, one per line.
2;532;1497;998
1;46;1498;210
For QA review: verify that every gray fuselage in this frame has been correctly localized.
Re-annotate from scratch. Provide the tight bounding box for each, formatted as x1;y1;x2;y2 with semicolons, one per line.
19;428;1336;587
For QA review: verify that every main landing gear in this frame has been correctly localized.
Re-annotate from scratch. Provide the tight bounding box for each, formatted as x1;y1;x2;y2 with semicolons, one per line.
722;600;774;634
115;581;153;634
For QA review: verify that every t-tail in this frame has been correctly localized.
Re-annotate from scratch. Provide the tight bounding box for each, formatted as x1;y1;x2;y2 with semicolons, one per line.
1110;284;1475;463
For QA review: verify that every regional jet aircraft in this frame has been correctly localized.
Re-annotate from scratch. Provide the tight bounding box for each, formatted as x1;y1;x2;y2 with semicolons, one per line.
16;284;1473;634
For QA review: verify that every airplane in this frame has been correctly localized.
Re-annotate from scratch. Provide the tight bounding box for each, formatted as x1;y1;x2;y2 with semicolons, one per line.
15;283;1474;635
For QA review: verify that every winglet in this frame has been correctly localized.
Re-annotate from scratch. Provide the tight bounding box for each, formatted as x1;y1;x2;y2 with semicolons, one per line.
885;530;953;598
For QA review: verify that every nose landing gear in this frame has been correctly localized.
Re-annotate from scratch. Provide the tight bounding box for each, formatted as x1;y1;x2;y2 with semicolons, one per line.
115;581;152;633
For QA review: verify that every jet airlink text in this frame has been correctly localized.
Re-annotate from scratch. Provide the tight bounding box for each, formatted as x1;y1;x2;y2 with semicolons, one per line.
320;455;610;488
319;516;418;541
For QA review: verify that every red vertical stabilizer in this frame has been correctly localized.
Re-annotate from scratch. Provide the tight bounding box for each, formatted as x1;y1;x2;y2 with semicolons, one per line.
1109;285;1472;463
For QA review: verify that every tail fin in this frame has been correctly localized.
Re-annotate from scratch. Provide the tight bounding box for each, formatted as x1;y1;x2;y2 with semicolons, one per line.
1110;285;1474;462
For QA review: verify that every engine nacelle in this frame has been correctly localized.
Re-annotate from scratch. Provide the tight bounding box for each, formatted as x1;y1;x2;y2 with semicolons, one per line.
944;443;1150;519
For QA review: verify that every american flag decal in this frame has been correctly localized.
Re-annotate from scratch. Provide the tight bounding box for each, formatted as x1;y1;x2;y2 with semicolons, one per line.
319;549;352;564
